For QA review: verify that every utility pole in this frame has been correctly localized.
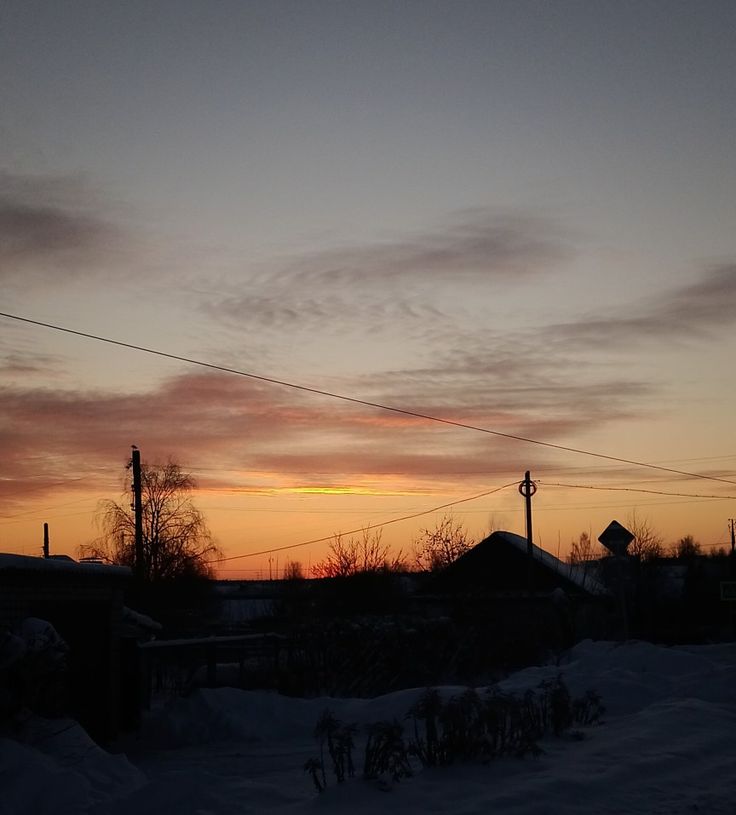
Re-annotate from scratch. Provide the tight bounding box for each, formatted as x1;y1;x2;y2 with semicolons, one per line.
43;522;50;558
131;447;144;581
519;471;537;595
729;518;735;576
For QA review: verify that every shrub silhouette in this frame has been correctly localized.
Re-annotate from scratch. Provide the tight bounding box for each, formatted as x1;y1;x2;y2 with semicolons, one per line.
311;709;357;786
363;720;413;782
306;677;604;792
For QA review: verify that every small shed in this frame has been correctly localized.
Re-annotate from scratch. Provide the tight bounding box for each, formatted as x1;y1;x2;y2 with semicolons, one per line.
0;553;131;742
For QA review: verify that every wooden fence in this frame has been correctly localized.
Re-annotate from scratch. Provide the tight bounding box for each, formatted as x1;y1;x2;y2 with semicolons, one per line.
138;632;286;706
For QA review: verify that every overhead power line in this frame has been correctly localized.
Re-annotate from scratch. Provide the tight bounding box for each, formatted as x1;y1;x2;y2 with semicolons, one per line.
209;482;518;563
3;310;736;487
538;481;736;500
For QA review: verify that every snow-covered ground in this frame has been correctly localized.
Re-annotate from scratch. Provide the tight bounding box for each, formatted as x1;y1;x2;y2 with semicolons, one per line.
3;639;735;814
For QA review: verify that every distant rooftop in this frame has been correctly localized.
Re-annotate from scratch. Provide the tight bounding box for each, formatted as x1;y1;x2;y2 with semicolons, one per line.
0;552;131;578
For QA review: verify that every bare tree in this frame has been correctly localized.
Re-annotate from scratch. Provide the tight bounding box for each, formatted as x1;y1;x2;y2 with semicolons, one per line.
568;531;597;564
312;528;405;578
413;513;474;572
81;458;220;581
670;534;701;559
485;513;502;537
626;510;663;561
283;560;305;580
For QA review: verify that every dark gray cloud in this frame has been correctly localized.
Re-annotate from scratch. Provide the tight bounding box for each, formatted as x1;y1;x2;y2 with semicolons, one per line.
359;345;656;439
545;264;736;347
207;209;573;330
209;293;450;338
278;210;574;288
0;172;126;284
211;202;735;360
661;264;736;327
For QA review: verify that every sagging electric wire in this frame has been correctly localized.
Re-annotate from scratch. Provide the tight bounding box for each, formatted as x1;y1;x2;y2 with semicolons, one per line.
209;481;518;563
537;480;736;500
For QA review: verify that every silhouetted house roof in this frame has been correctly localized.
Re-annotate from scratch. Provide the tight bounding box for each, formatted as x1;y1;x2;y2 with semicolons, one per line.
429;530;609;597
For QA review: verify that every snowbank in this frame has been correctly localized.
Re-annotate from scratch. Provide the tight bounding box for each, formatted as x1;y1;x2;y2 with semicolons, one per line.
0;716;144;815
3;639;735;813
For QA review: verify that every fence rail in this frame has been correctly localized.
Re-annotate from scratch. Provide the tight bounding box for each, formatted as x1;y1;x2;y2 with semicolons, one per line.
138;632;286;706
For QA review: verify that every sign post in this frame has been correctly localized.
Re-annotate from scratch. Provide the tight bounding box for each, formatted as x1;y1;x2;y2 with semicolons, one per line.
598;520;635;640
721;581;736;639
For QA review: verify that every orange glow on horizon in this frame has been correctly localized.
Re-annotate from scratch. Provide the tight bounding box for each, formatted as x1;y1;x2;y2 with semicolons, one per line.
1;474;733;582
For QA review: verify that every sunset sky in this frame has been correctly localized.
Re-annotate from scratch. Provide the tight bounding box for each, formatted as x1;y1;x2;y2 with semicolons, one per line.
2;1;735;577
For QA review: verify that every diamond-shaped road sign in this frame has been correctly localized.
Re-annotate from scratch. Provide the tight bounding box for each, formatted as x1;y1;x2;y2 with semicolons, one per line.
598;520;634;557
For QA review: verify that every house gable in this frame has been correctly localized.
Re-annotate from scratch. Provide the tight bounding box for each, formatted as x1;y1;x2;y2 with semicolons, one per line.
429;531;608;596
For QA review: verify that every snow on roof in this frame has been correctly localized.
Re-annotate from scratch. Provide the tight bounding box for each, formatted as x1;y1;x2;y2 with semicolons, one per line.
492;530;609;595
122;606;162;632
0;552;131;578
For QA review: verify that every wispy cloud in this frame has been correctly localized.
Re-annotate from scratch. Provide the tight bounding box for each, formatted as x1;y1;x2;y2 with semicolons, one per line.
275;209;574;287
3;192;732;509
657;264;736;329
0;172;128;285
544;264;736;347
0;319;66;381
0;356;656;506
207;209;573;331
0;351;59;377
